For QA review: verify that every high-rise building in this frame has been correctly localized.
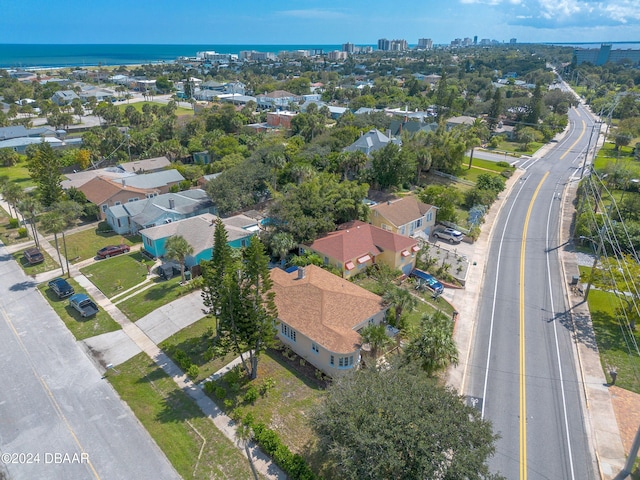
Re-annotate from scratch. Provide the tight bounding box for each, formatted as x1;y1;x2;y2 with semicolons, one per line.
378;38;391;51
418;38;433;50
342;43;355;54
510;38;517;44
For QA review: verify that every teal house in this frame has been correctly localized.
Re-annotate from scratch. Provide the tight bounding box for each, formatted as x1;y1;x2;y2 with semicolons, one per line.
140;213;259;267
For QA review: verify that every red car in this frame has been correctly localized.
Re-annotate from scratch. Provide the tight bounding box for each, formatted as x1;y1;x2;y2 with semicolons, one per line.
96;244;130;259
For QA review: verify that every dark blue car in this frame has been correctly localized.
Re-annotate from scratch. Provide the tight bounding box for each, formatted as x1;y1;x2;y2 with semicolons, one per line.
410;269;444;294
48;277;75;298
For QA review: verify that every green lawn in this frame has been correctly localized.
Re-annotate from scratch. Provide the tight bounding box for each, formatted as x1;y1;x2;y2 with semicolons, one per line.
579;265;640;393
117;276;186;321
38;278;121;341
81;251;153;299
210;350;326;461
160;316;239;383
108;352;256;479
117;101;194;116
484;140;543;156
13;247;59;275
0;161;35;188
57;225;141;263
0;215;28;246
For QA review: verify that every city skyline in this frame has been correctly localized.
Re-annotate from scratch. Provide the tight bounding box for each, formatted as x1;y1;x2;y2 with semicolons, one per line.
1;0;639;45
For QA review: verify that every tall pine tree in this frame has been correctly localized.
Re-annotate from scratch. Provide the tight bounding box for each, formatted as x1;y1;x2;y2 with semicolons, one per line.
201;220;278;379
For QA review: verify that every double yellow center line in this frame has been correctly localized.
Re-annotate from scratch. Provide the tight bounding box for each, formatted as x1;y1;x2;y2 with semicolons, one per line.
520;171;549;479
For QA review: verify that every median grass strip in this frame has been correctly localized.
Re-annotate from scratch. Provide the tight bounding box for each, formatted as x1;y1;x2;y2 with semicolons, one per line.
81;252;152;298
107;352;255;480
13;247;58;275
38;278;121;340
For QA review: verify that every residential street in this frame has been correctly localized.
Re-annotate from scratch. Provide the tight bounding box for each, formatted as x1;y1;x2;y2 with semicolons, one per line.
0;244;179;480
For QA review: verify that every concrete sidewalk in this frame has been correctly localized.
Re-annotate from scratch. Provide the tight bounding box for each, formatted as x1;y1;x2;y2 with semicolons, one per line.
446;134;628;478
0;199;285;479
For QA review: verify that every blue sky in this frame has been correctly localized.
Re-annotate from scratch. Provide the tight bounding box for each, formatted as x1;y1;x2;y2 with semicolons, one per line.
2;0;639;44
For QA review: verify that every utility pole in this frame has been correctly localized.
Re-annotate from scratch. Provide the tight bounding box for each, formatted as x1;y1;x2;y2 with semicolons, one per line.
580;122;598;179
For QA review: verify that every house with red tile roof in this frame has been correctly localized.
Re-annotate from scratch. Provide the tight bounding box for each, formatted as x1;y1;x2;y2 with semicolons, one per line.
304;220;419;278
271;265;387;376
369;195;437;238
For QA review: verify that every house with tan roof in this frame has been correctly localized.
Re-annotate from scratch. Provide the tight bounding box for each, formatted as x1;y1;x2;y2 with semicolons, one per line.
78;176;158;219
77;170;184;219
140;213;258;267
370;196;437;238
119;156;171;174
271;265;388;376
304;220;419;278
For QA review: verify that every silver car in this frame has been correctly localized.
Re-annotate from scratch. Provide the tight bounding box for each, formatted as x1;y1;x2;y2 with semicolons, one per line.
433;228;463;244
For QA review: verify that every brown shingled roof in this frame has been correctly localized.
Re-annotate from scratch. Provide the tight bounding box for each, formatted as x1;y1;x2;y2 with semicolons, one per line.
370;196;434;229
78;176;153;205
271;266;386;354
308;220;417;263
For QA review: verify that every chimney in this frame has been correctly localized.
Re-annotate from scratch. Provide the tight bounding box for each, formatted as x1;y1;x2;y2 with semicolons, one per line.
168;198;175;209
122;178;126;187
297;266;306;279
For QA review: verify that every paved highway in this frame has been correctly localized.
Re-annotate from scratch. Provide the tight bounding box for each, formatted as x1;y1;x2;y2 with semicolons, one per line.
0;246;179;480
466;103;599;479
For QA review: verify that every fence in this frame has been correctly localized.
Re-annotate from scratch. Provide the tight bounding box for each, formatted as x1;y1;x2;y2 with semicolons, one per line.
431;170;475;186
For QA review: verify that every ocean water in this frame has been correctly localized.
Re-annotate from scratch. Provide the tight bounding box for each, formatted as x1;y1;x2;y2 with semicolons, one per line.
0;44;344;69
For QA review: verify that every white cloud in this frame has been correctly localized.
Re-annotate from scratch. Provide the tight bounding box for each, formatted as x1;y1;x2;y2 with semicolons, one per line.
464;0;640;29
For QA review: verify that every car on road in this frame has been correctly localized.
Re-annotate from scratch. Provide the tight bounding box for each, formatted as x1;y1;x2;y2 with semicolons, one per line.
68;293;99;317
410;269;444;295
23;247;44;265
433;228;464;244
48;277;75;298
96;244;130;259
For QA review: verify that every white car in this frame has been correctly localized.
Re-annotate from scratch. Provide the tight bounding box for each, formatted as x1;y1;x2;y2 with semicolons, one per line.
434;228;463;244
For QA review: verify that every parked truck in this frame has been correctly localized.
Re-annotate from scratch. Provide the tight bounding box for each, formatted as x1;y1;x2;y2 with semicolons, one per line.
68;293;99;317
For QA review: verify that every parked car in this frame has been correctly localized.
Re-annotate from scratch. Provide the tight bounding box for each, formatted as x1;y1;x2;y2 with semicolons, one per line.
96;244;130;259
48;277;75;298
433;227;463;244
68;293;99;318
23;247;44;265
410;269;444;295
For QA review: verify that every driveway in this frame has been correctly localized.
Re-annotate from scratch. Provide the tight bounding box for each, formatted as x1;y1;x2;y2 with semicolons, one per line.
80;291;207;367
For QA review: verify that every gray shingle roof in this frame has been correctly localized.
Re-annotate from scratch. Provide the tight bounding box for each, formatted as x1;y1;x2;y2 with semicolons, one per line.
141;213;257;255
112;169;184;189
109;189;212;225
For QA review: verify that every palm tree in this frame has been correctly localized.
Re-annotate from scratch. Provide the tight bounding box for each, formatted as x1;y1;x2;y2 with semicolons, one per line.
164;235;194;283
404;311;458;377
1;181;23;220
382;286;418;328
360;323;393;358
269;232;296;266
17;197;41;248
40;211;66;276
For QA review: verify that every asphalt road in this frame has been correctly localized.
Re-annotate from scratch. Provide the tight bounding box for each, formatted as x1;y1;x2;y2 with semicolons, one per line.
0;247;179;480
466;103;599;479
